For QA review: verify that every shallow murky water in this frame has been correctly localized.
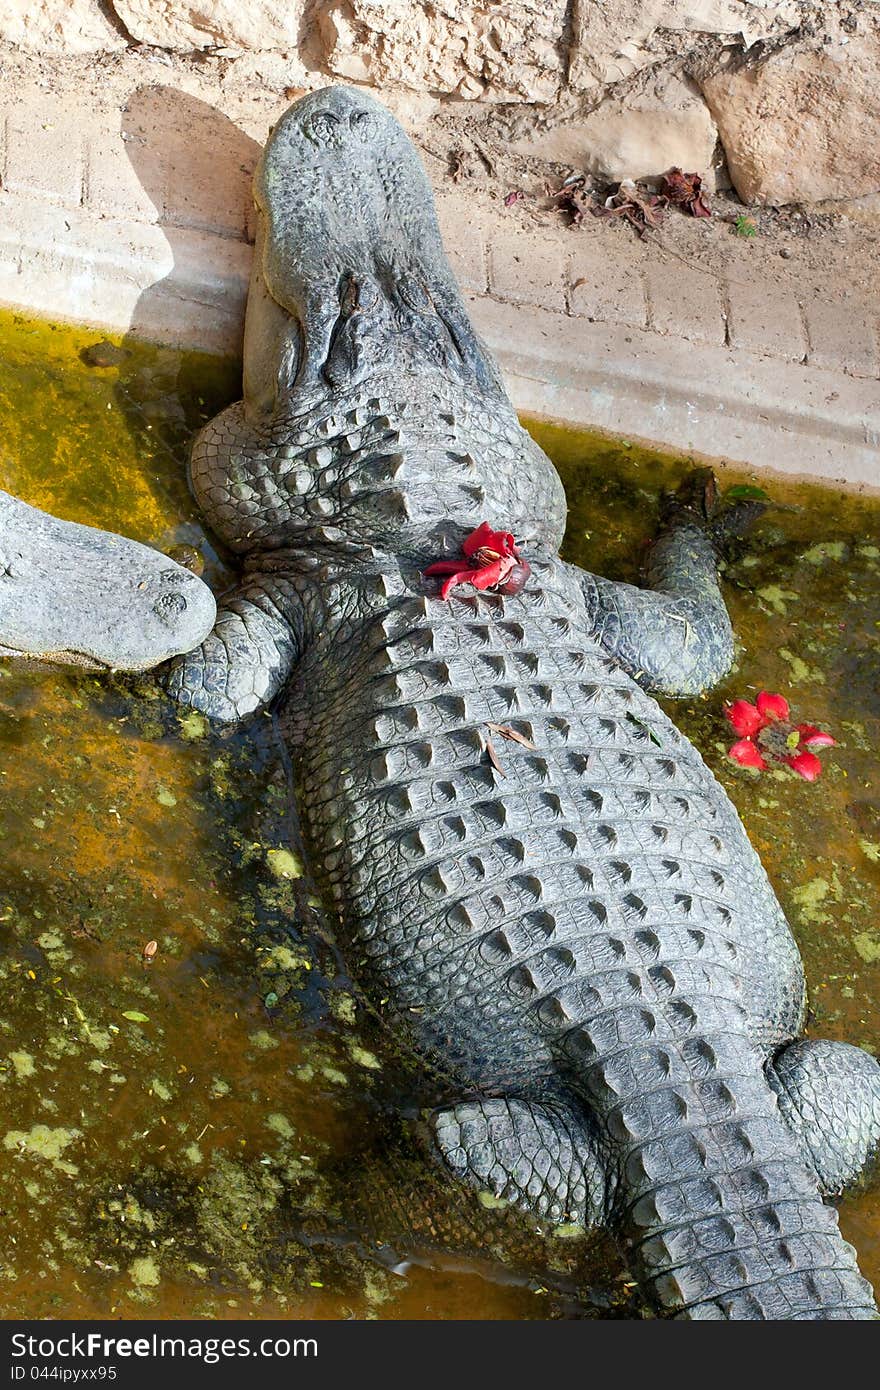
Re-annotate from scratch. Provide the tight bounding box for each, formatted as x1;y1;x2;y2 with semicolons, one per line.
1;311;879;1319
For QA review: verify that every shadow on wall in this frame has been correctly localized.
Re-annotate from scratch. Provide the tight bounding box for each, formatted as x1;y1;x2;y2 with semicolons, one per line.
121;83;260;354
107;86;260;570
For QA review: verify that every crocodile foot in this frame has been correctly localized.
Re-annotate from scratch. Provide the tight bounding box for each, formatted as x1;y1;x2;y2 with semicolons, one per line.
659;466;768;555
428;1096;608;1230
767;1039;880;1195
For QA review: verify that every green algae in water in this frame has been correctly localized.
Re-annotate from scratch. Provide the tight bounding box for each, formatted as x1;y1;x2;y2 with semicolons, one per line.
0;310;879;1320
3;1125;79;1170
266;847;304;880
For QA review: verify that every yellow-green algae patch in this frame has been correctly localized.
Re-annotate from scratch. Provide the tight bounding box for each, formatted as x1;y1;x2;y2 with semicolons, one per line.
0;312;878;1321
348;1044;381;1071
129;1256;161;1288
779;647;826;686
3;1125;79;1175
266;848;304;879
854;934;880;964
477;1191;509;1210
266;1113;294;1139
801;541;848;565
178;710;210;741
791;878;832;924
756;585;799;616
9;1051;36;1079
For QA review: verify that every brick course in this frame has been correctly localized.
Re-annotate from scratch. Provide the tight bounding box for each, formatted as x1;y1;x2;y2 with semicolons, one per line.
0;90;876;487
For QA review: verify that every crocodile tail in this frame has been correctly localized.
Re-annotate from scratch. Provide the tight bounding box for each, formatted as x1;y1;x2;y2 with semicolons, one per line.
578;1005;877;1318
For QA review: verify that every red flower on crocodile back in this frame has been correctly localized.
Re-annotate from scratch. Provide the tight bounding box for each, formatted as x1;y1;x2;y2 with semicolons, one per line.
425;522;531;600
724;690;836;781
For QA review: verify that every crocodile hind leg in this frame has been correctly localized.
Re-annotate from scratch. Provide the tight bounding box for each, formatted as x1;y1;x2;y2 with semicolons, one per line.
767;1040;880;1194
429;1097;608;1229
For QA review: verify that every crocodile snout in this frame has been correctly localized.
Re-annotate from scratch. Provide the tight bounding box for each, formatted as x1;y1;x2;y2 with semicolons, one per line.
0;488;216;671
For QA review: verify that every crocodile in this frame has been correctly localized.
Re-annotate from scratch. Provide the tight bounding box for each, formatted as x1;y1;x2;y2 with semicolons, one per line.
0;487;216;669
164;85;880;1319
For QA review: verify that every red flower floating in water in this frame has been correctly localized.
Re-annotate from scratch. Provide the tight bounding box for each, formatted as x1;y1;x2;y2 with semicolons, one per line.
725;690;836;781
425;522;531;600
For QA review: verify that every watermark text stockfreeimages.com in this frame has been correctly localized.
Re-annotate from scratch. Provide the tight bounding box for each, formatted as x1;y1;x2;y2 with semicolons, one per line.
11;1334;316;1367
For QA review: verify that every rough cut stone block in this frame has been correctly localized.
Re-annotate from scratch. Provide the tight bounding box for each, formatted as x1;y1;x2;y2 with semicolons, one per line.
434;192;488;294
0;0;123;53
113;0;304;52
569;0;802;93
3;114;83;207
85;133;160;225
162;164;252;240
513;71;717;185
701;33;880;206
726;278;806;362
120;91;259;241
804;296;879;379
488;230;567;313
318;0;568;103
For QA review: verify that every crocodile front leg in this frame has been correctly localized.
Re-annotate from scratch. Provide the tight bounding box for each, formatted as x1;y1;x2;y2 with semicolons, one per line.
576;468;762;697
164;580;302;723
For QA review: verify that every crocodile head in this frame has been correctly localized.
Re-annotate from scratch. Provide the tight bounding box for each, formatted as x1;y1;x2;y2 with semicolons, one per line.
250;85;505;403
0;489;216;670
198;85;568;564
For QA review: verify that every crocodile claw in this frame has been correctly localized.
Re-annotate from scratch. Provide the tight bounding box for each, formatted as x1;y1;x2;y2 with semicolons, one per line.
659;466;768;555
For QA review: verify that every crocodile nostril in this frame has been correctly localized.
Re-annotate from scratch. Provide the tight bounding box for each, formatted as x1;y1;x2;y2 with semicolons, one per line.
306;109;345;149
153;591;188;624
350;109;377;143
304;105;377;150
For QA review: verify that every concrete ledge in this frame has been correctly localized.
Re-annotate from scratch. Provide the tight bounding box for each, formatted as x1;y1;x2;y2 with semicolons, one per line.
470;297;880;490
0;194;250;356
0;192;877;489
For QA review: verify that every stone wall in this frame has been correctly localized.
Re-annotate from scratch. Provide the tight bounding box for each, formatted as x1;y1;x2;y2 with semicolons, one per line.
1;1;878;208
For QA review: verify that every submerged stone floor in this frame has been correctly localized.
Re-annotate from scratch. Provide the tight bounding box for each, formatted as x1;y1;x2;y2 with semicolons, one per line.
0;312;879;1319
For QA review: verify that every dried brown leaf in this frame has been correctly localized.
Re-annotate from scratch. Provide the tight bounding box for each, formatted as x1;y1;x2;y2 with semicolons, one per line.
504;728;536;750
449;148;472;183
487;722;536;750
484;738;506;777
553;179;593;224
591;186;665;238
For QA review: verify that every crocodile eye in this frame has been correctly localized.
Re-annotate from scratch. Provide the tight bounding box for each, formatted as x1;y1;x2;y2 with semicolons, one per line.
306;110;343;148
398;276;433;313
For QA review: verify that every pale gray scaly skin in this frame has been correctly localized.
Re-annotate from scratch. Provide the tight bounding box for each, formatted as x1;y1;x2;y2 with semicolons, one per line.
165;86;880;1319
0;488;216;670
